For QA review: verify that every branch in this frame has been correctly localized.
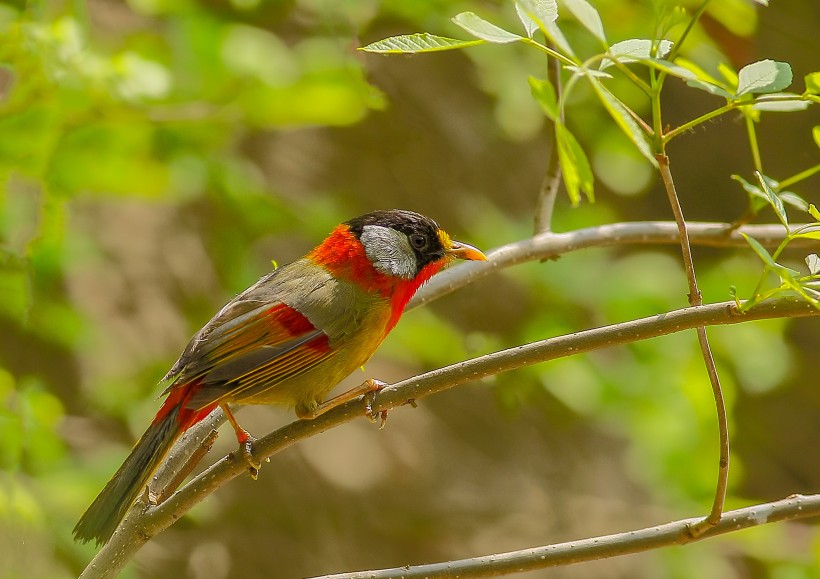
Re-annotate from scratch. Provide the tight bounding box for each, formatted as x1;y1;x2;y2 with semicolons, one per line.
80;297;820;578
656;157;729;536
533;45;563;234
410;221;819;310
314;493;820;579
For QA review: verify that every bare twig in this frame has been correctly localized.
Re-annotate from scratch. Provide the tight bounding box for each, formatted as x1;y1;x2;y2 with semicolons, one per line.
314;493;820;579
409;221;820;310
79;297;820;579
656;157;729;536
533;48;563;234
153;428;219;505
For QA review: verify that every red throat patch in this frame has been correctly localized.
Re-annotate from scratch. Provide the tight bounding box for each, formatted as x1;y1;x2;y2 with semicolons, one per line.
308;225;397;296
308;225;449;335
385;260;447;333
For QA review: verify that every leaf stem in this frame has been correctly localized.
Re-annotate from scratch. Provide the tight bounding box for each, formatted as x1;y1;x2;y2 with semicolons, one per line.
779;163;820;190
610;59;653;95
524;38;577;67
666;0;711;63
745;113;763;172
663;103;733;142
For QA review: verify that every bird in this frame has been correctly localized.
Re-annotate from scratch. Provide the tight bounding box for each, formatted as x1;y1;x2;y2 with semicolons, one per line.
73;209;487;546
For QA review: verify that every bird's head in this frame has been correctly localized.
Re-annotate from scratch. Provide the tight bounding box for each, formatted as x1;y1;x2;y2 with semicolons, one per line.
343;209;486;280
308;209;486;322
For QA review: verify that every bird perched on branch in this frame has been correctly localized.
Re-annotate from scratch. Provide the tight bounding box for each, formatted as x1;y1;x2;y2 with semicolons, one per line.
73;209;486;546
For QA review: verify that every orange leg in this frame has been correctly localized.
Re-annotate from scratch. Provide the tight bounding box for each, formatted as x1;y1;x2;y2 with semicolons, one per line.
297;379;389;428
220;403;262;480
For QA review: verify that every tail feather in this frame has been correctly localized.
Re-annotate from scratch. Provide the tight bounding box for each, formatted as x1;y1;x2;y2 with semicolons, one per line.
73;383;216;546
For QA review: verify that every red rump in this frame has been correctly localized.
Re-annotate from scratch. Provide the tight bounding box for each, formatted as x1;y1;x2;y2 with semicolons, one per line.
153;380;217;429
154;304;332;431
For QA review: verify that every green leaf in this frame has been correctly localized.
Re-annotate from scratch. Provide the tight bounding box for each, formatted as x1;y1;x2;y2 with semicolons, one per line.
718;62;739;90
599;39;673;70
779;191;808;211
756;171;788;227
670;57;734;98
736;59;793;96
360;34;484;54
562;0;606;45
805;72;820;94
644;58;700;82
515;0;558;38
731;174;768;211
565;65;612;79
731;174;761;197
814;127;820;149
588;78;656;166
794;230;820;241
528;76;559;121
543;19;575;57
752;93;809;112
556;122;594;205
807;254;820;275
452;12;523;44
809;203;820;221
685;79;735;99
741;232;778;268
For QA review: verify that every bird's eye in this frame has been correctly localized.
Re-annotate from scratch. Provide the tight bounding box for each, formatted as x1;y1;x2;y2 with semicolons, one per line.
409;233;428;250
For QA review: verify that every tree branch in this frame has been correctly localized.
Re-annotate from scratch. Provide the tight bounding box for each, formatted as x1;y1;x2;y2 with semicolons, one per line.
533;45;563;234
80;297;820;579
313;493;820;579
409;221;819;310
656;156;729;536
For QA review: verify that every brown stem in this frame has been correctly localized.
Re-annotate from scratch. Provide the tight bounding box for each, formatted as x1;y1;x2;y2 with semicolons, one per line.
153;429;219;505
409;221;820;311
313;494;820;579
657;154;729;536
534;49;563;234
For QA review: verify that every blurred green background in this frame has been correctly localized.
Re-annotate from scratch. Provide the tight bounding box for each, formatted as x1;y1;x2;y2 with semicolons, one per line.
1;0;819;577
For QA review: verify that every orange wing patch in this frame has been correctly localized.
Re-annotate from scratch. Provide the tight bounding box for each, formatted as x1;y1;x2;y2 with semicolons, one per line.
181;303;333;410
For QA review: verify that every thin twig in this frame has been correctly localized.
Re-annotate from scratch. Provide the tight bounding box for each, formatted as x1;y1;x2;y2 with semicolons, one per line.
534;47;563;234
409;220;820;310
79;297;820;579
657;155;729;536
153;428;219;505
314;493;820;579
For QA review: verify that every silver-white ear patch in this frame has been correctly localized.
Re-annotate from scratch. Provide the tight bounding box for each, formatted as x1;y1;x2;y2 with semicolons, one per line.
360;225;417;280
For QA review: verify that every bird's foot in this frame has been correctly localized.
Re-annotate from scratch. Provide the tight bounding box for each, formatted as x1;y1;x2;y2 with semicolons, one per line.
221;403;266;480
238;435;263;480
300;378;390;426
363;379;389;429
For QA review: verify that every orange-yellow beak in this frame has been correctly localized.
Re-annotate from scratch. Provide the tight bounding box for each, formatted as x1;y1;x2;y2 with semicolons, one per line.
447;240;487;262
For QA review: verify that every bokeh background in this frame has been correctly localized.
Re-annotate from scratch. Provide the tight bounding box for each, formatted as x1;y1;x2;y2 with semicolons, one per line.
1;0;819;577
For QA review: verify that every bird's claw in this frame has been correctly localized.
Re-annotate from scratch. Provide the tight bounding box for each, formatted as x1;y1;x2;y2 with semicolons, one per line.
364;380;388;429
239;437;262;480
